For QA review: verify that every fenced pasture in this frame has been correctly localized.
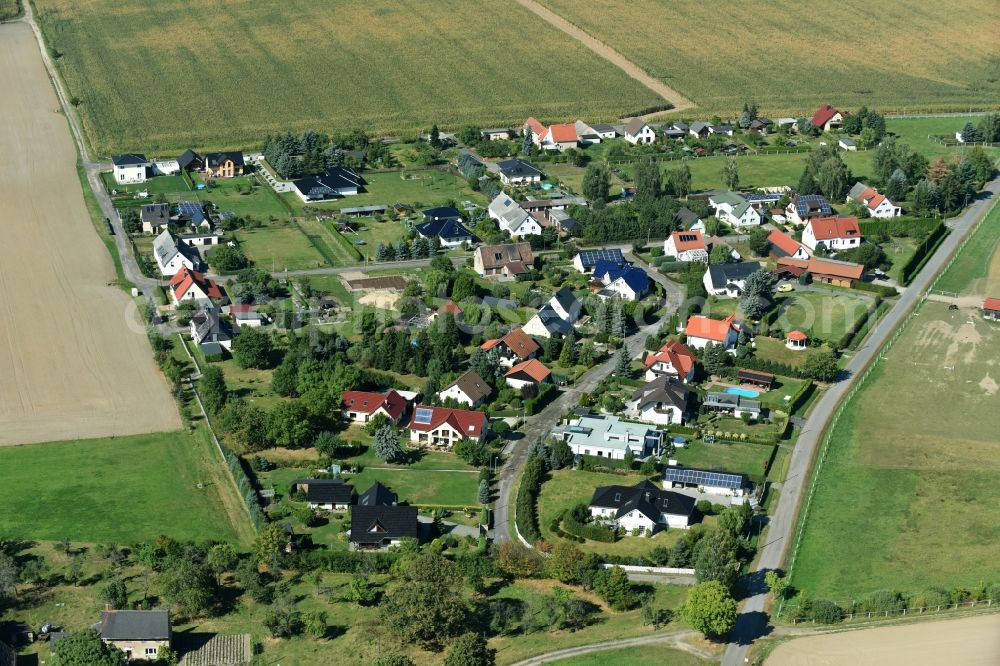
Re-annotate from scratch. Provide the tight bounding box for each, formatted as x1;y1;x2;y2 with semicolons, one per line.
540;0;1000;116
790;300;1000;598
933;203;1000;297
34;0;662;154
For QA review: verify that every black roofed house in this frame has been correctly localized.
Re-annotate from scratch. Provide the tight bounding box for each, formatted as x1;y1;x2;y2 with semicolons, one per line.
704;392;762;420
112;153;149;184
572;248;626;274
415;209;479;248
140;202;171;234
497;158;544;186
98;610;171;662
291;478;353;511
291;167;362;201
177;149;204;171
203;152;245;178
625;377;691;426
358;481;397;507
589;480;695;534
190;309;232;356
350;505;419;550
438;369;493;408
703;261;762;298
688;122;711;138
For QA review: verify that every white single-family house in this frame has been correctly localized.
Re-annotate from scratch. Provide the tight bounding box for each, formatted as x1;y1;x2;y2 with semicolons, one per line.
112;154;149;184
664;230;708;262
711;192;761;228
684;314;740;351
847;183;902;218
488;193;543;237
439;370;492;408
589;480;695;534
623;117;656;145
625;378;691;427
555;414;663;460
702;261;761;298
802;216;863;252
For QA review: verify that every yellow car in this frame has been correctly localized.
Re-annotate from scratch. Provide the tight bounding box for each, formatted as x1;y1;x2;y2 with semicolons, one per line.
777;283;794;293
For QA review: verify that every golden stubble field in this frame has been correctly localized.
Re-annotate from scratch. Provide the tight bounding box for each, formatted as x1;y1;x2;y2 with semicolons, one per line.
0;22;180;446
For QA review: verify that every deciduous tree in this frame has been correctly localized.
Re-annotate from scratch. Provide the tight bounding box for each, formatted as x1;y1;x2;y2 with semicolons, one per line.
681;581;738;638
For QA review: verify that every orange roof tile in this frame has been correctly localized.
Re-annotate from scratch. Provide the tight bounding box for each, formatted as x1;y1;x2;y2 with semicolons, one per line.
547;123;578;143
408;405;486;438
685;314;737;342
768;229;806;256
644;340;697;376
669;230;706;252
505;358;552;383
808;216;862;240
341;390;409;420
787;330;807;342
169;266;223;301
502;328;541;358
983;297;1000;311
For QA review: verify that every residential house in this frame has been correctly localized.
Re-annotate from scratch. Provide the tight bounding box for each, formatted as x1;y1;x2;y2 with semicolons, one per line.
589;480;695;534
774;256;865;287
702;261;761;298
523;117;579;151
407;405;487;446
847;182;902;218
168;266;224;306
785;194;834;226
497;158;543;186
644;340;697;382
663;466;752;501
439;369;492;407
203;152;245;178
663;126;686;140
574;120;613;144
358;481;397;507
480;127;513;141
190;309;232;355
415;208;479;248
675;207;705;231
573;248;626;274
588;123;618;140
291;479;353;511
350;505;419;550
548;209;582;235
555;414;663;460
488;194;542;237
98;610;170;661
112;153;149;184
802;216;863;252
522;287;581;338
704;392;762;419
230;303;267;329
292;167;362;201
982;297;1000;321
769;208;787;224
688;121;711;138
177;149;204;172
664;230;708;262
709;124;734;136
153;229;200;275
748;118;772;134
595;265;650;301
838;137;857;151
767;229;810;260
744;192;783;211
474;242;534;277
341;390;411;425
430;300;463;322
504;358;552;390
684;314;740;351
711;192;761;228
480;328;541;367
173;201;209;229
775;118;799;132
623;117;656;145
811;104;843;132
625;377;691;426
671;121;690;133
140;203;171;234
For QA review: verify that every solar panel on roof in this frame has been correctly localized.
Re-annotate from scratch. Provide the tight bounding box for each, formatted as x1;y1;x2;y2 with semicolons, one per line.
413;408;434;425
679;234;697;242
664;468;743;489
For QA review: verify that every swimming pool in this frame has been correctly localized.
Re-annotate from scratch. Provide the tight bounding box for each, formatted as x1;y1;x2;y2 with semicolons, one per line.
725;387;760;398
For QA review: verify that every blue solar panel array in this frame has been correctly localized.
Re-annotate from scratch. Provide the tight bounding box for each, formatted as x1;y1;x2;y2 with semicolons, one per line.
579;248;625;268
663;468;744;490
413;407;434;425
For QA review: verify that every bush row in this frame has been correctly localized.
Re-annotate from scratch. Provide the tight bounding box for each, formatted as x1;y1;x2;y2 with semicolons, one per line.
785;380;816;414
834;297;881;350
851;281;898;297
224;451;265;530
789;583;1000;624
562;504;616;543
515;453;545;542
857;218;939;238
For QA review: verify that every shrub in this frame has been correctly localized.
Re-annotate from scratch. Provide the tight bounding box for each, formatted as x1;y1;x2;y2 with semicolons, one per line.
861;589;905;613
810;599;843;624
562;504;616;543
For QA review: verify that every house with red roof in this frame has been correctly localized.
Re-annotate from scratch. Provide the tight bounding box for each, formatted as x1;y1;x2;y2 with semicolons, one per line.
644;340;697;382
774;257;865;288
408;405;487;446
664;230;709;262
847;182;902;218
169;266;224;306
684;314;740;351
983;297;1000;321
341;390;412;425
480;328;541;367
802;216;863;252
430;300;462;322
504;358;552;390
523;117;578;151
811;104;843;132
767;229;810;260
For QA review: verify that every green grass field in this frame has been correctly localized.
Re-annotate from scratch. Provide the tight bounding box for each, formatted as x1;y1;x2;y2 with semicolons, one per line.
934;202;1000;296
540;0;1000;116
0;0;20;20
791;301;1000;598
552;646;709;666
773;291;872;343
753;336;814;367
229;223;328;271
36;0;661;154
672;441;774;482
0;431;246;544
291;170;483;216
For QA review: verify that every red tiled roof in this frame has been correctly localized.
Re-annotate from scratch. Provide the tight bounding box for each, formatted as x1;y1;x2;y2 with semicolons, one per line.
787;330;807;342
807;257;864;280
230;303;253;314
437;300;462;317
524;117;546;137
169;266;223;301
644;340;697;377
808;216;862;241
983;297;1000;311
341;390;409;421
480;338;502;351
505;358;552;383
768;229;806;256
547;123;578;143
669;230;706;252
811;103;840;127
408;405;486;438
863;191;887;210
502;328;541;359
685;314;737;342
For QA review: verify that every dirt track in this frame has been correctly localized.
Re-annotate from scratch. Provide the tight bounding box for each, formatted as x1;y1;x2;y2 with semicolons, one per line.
767;614;1000;666
0;23;179;445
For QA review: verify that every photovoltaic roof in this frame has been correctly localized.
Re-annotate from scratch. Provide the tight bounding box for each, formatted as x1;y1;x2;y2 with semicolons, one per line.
413;407;434;425
663;467;745;490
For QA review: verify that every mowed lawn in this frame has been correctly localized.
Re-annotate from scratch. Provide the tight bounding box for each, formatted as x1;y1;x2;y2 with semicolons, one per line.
672;441;774;483
934;202;1000;296
227;223;328;272
791;301;1000;598
36;0;661;154
552;646;709;666
540;0;1000;116
0;432;244;544
773;291;872;343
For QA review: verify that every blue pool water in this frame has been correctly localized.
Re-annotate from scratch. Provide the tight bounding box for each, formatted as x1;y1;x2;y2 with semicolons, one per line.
725;387;760;398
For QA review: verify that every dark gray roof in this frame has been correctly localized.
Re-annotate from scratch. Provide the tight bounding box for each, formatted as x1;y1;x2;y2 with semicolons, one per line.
112;153;148;166
350;505;418;544
292;479;353;504
443;369;492;403
631;377;691;412
675;207;701;226
482;295;519;309
140;202;170;225
415;217;479;243
707;261;761;286
576;248;625;269
551;287;580;317
177;149;203;170
497;158;543;179
791;194;832;218
100;610;170;641
422;206;463;221
589;480;696;522
704;392;761;413
204;152;245;168
590;123;616;134
358;481;397;507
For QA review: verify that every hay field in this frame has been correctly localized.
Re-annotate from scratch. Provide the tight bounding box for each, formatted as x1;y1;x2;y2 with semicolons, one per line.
790;301;1000;598
33;0;663;155
541;0;1000;116
0;23;179;446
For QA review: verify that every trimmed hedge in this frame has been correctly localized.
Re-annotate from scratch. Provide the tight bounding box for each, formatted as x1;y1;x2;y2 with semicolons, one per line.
329;224;365;261
852;281;898;297
735;355;808;380
835;297;881;350
515;453;545;542
900;222;948;285
786;380;816;414
563;504;616;542
225;451;264;530
858;218;938;238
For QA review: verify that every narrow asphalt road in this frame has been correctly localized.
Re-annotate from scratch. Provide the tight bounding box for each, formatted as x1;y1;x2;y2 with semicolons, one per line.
721;176;1000;666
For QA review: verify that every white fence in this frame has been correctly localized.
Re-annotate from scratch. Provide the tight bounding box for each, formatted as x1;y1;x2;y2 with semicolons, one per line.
599;564;696;576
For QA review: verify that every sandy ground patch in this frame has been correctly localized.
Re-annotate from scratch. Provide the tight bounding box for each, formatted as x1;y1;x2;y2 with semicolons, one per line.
359;289;401;310
0;23;179;445
767;613;1000;666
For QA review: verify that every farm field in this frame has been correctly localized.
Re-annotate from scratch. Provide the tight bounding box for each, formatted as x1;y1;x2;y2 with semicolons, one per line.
0;22;179;446
0;431;248;544
934;203;1000;296
35;0;662;154
790;301;1000;599
553;645;709;666
539;0;1000;116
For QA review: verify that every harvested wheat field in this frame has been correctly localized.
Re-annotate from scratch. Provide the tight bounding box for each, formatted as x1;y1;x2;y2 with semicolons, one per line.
0;23;179;446
767;613;1000;666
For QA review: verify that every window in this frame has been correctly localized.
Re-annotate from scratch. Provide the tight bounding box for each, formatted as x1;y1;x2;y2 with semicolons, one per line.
145;647;158;656
614;493;621;502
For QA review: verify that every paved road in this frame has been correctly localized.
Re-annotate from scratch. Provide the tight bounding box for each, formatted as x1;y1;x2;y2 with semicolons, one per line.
721;176;1000;666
